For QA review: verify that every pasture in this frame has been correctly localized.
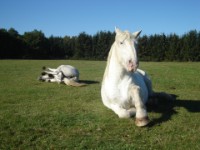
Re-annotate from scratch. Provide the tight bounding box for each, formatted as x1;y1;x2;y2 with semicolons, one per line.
0;60;200;149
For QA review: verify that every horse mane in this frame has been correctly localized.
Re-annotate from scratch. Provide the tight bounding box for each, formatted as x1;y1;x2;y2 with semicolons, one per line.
103;44;114;80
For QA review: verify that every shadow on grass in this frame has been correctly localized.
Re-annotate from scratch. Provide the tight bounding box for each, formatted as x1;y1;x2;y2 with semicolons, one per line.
147;94;200;127
79;80;100;85
175;99;200;112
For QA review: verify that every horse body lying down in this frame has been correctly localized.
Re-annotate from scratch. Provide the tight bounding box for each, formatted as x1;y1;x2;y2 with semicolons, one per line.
101;27;154;127
38;65;86;87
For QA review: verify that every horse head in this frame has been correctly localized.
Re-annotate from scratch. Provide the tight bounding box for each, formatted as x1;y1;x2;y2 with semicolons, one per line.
114;27;141;72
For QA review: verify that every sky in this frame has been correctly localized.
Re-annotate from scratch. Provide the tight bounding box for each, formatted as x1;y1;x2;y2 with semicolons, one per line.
0;0;199;37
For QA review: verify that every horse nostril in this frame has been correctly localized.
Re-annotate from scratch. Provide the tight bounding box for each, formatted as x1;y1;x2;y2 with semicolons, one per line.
128;60;139;70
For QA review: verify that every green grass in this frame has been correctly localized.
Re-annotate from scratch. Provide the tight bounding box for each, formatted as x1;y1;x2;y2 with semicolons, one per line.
0;60;200;149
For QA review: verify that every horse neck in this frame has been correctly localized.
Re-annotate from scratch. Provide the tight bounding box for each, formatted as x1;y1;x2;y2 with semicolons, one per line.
104;43;127;81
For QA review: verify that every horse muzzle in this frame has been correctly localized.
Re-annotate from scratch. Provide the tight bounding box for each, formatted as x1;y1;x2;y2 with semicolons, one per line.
127;61;138;72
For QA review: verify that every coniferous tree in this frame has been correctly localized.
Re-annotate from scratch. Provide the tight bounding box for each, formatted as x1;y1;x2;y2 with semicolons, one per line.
23;30;48;59
74;32;92;59
0;27;200;61
63;36;75;59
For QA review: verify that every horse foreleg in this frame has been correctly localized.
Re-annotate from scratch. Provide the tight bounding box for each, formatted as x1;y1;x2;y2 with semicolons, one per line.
101;91;135;118
109;104;135;118
44;70;58;75
48;78;60;83
47;67;58;72
131;86;150;127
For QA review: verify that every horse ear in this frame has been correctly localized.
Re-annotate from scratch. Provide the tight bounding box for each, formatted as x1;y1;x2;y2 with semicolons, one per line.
115;27;122;34
133;30;142;39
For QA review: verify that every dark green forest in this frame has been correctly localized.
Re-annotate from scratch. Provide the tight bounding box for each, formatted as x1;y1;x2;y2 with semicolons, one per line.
0;28;200;61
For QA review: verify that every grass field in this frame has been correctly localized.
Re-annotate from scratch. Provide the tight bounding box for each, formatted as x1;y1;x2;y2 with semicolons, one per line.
0;60;200;149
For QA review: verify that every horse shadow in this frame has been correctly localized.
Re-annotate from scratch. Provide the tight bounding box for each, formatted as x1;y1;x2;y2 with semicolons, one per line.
79;80;100;85
147;94;200;127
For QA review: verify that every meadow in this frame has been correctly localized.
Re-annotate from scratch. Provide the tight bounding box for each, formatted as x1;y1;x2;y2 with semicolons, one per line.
0;60;200;149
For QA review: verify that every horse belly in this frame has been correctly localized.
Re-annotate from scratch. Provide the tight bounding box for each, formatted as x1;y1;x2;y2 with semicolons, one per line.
59;65;79;81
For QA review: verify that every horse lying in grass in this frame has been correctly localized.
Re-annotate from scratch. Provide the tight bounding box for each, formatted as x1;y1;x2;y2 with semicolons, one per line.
38;65;86;87
101;27;171;127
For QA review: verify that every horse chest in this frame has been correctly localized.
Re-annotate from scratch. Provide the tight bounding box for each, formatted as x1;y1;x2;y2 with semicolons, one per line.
105;76;132;103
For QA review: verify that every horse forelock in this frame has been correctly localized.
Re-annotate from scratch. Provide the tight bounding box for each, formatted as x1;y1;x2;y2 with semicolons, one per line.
115;31;132;42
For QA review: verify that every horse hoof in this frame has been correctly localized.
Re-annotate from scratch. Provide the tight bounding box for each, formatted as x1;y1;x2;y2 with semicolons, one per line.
135;116;150;127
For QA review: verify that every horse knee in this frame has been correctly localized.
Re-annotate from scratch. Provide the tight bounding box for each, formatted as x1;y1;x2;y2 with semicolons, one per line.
117;110;132;118
109;104;132;118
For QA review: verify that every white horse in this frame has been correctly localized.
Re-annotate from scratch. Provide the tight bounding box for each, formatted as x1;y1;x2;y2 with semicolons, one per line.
38;65;86;87
101;27;154;127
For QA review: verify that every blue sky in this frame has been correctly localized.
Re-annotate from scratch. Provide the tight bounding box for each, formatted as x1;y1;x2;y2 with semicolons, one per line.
0;0;199;37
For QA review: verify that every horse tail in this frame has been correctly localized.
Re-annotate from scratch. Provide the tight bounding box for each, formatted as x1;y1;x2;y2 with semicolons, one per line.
63;78;87;87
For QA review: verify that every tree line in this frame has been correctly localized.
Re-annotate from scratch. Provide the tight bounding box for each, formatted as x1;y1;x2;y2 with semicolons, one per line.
0;28;200;61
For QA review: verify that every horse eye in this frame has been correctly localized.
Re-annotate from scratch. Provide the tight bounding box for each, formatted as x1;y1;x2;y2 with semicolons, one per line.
120;42;123;45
